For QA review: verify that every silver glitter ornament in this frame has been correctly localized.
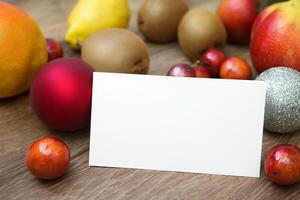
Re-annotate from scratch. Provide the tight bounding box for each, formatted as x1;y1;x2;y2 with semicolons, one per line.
256;67;300;133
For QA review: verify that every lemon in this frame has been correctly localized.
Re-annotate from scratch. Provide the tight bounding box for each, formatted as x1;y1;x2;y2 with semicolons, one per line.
65;0;131;49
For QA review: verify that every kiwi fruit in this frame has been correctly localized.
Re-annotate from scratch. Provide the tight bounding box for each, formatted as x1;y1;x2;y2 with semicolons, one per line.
178;8;227;60
138;0;189;43
81;29;149;74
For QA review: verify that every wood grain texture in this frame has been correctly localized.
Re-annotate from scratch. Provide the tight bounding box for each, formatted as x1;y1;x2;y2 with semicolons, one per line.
0;0;299;199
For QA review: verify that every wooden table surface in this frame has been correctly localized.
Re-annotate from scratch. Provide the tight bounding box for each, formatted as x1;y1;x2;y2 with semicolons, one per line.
1;0;300;199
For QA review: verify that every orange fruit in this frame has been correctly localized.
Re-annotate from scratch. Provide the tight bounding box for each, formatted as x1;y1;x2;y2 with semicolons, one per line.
0;2;47;99
220;57;252;80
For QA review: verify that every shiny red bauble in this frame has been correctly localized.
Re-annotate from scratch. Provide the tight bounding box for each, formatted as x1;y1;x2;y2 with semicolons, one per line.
264;144;300;186
26;137;70;180
30;58;94;131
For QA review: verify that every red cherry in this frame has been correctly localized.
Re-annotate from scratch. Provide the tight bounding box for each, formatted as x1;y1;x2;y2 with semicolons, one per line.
166;64;195;77
26;137;70;180
46;38;63;61
220;57;252;80
264;144;300;186
194;65;212;78
200;49;226;77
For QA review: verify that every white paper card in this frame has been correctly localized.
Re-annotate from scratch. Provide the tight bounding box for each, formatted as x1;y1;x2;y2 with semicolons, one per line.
90;73;266;177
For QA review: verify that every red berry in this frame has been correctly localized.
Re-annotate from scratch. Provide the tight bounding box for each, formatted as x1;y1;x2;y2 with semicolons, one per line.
220;57;252;80
46;38;63;61
166;64;195;77
264;144;300;186
26;137;70;180
194;65;212;78
200;49;226;77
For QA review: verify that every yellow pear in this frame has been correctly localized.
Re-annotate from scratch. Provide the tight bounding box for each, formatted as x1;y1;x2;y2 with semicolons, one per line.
65;0;131;49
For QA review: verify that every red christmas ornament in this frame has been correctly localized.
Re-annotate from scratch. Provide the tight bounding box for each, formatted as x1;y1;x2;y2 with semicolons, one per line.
30;58;94;132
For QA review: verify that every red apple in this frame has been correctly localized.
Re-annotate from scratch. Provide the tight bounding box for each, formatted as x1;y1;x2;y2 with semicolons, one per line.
166;64;195;77
46;38;63;61
220;57;252;80
26;137;70;180
200;49;225;77
194;65;212;78
264;144;300;185
251;0;300;73
30;58;94;132
217;0;258;44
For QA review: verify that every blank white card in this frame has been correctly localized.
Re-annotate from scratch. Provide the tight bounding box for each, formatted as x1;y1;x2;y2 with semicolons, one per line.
90;73;266;177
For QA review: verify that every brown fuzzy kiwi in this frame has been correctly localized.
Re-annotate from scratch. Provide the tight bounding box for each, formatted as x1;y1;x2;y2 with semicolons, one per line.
81;29;149;74
178;8;227;60
138;0;188;43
